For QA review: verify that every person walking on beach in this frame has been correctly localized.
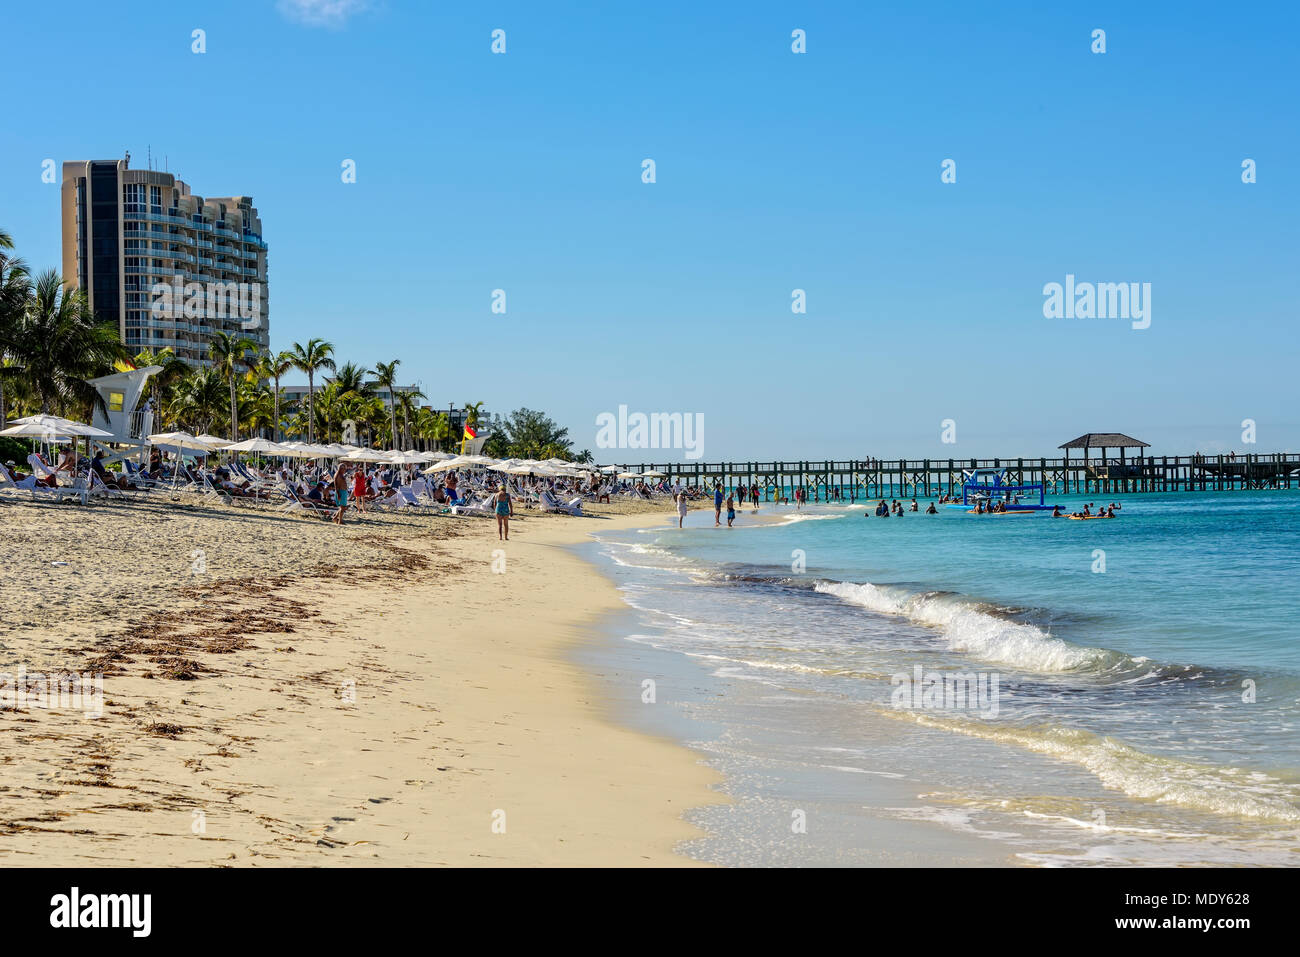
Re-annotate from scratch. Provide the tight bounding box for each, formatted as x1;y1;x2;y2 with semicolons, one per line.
352;466;368;513
751;483;760;510
676;490;688;528
495;485;514;540
714;485;724;526
331;465;350;525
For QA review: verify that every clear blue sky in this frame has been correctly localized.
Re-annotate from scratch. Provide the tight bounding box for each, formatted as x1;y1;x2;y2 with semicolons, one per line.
3;0;1296;460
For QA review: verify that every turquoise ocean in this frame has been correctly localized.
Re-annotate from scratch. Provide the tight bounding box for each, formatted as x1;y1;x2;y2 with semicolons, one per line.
584;490;1300;866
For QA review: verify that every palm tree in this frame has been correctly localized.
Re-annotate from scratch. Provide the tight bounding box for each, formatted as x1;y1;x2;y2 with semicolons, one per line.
288;338;335;443
329;360;371;396
424;410;450;450
255;349;294;441
464;400;485;429
10;271;123;416
0;229;31;428
168;367;227;435
243;383;277;438
371;359;401;448
209;331;258;441
132;346;190;412
395;388;426;449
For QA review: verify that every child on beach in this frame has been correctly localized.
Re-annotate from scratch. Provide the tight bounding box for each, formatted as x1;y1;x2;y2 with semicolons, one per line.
726;493;736;527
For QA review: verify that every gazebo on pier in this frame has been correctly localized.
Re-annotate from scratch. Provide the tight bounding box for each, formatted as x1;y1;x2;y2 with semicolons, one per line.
1059;432;1150;489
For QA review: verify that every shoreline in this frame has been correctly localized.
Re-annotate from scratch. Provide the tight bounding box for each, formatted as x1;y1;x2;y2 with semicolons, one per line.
0;496;722;866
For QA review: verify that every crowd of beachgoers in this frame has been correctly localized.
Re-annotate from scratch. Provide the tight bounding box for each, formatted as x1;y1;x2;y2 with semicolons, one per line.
2;413;723;543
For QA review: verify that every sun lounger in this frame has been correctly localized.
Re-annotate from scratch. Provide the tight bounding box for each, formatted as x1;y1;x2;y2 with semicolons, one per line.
0;463;89;505
539;489;582;515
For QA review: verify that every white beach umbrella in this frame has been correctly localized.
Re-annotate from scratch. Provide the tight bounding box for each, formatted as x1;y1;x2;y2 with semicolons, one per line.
422;456;468;473
0;421;62;438
277;443;324;460
148;431;216;451
4;414;113;439
618;471;641;480
223;437;288;454
281;441;335;459
340;448;391;463
642;470;666;478
194;433;234;449
146;431;218;487
388;450;429;466
426;451;454;461
599;465;620;473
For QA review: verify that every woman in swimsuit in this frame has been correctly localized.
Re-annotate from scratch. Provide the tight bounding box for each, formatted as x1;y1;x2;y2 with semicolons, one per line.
495;486;513;540
676;491;688;528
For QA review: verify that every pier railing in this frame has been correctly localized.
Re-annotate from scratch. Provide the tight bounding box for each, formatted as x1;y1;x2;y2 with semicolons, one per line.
600;454;1300;499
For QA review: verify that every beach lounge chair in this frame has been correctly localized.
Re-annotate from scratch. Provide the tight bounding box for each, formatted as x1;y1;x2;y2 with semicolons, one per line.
88;469;126;501
539;489;582;515
449;494;495;516
0;462;89;505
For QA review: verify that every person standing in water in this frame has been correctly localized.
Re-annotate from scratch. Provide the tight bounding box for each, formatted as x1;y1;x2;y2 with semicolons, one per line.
676;490;688;528
495;485;513;540
726;492;737;527
714;485;724;526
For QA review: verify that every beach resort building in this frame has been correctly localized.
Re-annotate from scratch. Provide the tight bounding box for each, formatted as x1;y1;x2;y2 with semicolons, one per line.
60;153;270;365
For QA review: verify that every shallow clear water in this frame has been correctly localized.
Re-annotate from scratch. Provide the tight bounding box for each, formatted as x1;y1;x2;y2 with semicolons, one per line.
589;490;1300;865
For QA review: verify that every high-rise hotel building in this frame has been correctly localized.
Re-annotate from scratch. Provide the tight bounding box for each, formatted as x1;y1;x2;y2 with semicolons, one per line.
61;154;269;364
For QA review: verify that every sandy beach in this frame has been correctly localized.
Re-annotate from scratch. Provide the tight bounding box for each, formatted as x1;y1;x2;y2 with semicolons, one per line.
0;492;722;866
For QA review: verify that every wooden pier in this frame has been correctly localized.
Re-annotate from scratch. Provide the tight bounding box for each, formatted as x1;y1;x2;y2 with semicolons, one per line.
607;453;1300;501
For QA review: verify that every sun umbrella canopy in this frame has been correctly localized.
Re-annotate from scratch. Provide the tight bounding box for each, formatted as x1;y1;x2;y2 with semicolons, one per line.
642;470;666;478
340;448;392;462
0;422;61;438
4;414;112;438
194;434;234;449
422;456;469;473
387;451;429;465
224;437;288;454
148;431;216;451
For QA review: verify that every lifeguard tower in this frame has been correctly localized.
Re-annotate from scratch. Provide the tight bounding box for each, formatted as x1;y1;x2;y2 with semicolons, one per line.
86;365;161;461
